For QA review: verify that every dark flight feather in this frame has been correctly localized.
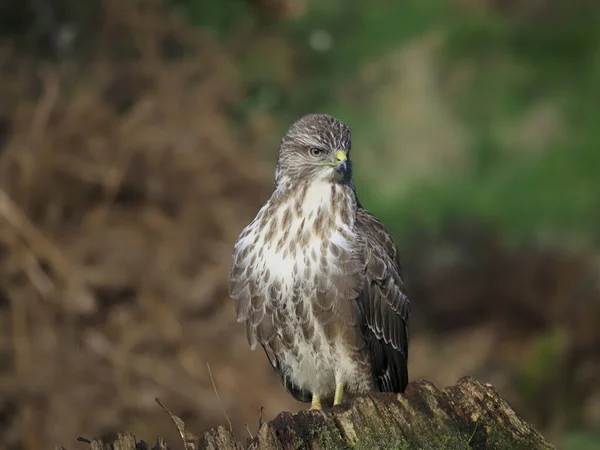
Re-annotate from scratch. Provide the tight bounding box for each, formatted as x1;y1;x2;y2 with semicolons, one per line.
356;208;410;394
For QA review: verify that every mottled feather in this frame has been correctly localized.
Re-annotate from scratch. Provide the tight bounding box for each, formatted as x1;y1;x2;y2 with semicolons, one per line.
229;114;411;404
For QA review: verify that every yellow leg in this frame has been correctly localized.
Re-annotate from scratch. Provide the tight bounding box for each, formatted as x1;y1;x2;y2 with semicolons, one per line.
309;394;322;411
333;383;344;406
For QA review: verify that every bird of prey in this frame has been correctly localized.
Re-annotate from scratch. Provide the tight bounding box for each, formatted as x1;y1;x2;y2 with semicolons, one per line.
229;114;410;410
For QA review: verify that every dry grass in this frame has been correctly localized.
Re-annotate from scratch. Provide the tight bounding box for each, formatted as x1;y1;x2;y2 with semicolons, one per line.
0;3;300;448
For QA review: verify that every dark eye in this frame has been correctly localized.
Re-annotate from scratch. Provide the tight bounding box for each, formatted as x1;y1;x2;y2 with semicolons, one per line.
309;148;322;157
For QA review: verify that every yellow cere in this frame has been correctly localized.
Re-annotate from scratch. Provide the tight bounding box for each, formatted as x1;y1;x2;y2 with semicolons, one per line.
336;150;347;162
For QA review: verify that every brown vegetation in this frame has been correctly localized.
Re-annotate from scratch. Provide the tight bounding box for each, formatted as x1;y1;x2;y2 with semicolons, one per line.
0;4;290;448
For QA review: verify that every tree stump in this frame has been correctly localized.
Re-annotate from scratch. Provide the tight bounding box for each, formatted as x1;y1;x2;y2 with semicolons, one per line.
70;377;555;450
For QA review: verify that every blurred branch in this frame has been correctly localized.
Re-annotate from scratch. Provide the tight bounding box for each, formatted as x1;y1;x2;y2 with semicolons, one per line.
83;330;222;412
0;188;97;314
8;287;38;450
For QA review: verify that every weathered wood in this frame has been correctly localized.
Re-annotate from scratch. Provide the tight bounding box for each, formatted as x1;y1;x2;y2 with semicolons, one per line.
75;377;554;450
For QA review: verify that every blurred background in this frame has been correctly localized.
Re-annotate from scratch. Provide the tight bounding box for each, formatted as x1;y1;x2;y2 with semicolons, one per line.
0;0;599;449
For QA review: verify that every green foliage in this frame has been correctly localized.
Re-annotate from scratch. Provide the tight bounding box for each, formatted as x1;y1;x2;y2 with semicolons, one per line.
413;4;600;244
353;3;600;246
186;0;600;247
234;0;445;131
170;0;253;38
563;431;600;450
361;133;600;247
514;330;566;418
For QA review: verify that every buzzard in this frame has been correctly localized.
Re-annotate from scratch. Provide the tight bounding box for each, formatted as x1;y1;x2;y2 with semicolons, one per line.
229;114;410;410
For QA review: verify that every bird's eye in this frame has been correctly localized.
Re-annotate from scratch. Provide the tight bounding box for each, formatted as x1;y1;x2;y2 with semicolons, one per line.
309;148;322;157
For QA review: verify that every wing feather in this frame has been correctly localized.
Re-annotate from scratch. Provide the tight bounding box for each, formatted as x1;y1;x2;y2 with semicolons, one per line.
229;226;311;403
229;236;266;348
356;208;411;393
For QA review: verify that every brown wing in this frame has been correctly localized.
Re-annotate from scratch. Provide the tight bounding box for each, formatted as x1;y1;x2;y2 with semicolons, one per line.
228;230;259;344
356;208;410;393
229;226;312;403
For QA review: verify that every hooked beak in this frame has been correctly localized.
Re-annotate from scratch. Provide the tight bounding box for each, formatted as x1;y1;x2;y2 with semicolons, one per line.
319;150;349;175
335;150;348;171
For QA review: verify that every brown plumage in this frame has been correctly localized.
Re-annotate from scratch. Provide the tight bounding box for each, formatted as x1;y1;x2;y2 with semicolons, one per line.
229;114;410;409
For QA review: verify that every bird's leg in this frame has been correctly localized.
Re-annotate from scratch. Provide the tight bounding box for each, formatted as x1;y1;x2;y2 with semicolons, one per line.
333;383;344;406
309;394;322;411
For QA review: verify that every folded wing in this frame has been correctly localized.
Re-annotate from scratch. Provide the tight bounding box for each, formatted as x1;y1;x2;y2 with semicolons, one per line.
355;208;411;393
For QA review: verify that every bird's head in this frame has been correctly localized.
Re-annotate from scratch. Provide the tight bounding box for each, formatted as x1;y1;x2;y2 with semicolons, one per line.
275;114;352;186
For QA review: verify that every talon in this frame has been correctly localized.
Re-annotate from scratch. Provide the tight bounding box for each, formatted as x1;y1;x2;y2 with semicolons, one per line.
333;383;344;406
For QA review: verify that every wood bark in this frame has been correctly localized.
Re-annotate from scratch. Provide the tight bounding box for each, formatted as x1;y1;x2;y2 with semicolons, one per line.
68;377;555;450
